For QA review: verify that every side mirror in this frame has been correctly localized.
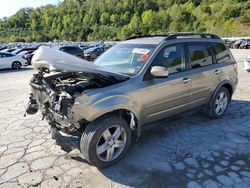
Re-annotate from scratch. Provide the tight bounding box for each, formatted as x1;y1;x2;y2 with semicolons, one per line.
150;66;169;78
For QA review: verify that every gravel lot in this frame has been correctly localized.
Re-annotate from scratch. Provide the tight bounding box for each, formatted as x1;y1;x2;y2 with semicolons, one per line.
0;49;250;188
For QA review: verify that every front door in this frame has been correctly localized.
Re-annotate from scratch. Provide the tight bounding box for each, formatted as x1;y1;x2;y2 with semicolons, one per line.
139;43;192;124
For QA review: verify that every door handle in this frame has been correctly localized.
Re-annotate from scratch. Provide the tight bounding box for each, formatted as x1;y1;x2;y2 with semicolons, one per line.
214;69;221;75
182;78;191;84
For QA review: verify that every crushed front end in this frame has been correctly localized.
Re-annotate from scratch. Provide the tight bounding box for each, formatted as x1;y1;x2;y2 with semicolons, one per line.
26;46;129;134
27;72;79;133
26;70;128;134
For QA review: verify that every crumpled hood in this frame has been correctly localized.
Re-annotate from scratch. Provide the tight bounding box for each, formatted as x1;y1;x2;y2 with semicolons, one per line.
31;46;127;78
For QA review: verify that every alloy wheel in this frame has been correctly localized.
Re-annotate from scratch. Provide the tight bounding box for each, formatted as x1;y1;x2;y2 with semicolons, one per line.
12;62;21;69
96;125;127;162
214;91;228;115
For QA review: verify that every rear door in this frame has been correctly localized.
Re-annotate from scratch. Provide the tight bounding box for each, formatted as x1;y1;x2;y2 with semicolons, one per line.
210;42;237;87
186;42;222;107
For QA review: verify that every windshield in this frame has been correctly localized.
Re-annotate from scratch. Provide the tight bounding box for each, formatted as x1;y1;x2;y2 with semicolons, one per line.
12;49;21;54
94;43;156;76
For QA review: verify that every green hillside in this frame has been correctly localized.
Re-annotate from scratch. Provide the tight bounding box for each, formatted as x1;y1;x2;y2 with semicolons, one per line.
0;0;249;42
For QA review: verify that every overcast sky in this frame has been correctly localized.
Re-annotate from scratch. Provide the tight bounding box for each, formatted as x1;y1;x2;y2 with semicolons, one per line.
0;0;61;18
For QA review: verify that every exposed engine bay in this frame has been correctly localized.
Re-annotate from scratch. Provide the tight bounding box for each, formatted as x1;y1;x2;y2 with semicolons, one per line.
27;71;128;133
26;46;130;133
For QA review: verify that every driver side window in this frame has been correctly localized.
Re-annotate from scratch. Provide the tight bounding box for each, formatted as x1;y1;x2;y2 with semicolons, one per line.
152;44;185;75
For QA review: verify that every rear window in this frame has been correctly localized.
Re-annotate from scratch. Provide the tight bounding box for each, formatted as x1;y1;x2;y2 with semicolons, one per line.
61;47;80;52
210;42;233;63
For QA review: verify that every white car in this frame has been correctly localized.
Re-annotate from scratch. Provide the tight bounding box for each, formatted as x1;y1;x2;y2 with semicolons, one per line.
243;56;250;72
0;52;27;70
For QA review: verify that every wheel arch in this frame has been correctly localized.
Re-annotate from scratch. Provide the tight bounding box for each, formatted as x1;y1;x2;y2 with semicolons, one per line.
209;80;234;106
91;109;139;130
12;60;21;64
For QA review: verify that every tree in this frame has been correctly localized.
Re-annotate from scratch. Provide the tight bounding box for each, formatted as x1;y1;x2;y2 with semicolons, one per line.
100;12;110;25
0;0;249;42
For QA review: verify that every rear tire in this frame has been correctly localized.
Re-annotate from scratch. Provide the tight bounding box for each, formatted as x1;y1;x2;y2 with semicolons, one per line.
80;114;131;168
11;61;22;70
204;86;230;119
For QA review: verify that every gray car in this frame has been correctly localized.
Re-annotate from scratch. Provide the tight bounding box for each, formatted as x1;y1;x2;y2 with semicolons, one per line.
26;33;238;167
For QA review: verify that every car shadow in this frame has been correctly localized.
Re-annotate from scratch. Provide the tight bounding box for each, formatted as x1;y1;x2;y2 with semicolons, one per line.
53;99;250;187
0;66;33;74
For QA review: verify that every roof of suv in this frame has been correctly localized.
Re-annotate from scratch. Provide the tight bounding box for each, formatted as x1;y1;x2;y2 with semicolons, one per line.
123;33;222;45
124;37;166;45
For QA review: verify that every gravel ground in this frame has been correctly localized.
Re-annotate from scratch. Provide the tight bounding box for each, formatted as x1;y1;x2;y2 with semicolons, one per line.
0;49;250;188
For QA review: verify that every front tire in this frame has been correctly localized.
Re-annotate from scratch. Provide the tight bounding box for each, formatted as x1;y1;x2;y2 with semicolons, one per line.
80;114;131;168
205;87;230;118
11;61;22;70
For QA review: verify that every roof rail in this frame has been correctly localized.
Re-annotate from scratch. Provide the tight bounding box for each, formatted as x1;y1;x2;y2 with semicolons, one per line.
124;32;221;41
125;34;169;41
165;32;221;40
125;35;152;40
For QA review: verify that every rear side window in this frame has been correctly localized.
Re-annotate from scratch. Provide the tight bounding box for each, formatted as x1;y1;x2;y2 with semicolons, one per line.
188;43;213;69
210;42;233;63
0;53;11;57
71;47;82;53
5;53;13;57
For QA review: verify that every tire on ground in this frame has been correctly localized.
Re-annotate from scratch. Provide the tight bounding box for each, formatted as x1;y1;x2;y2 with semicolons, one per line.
80;114;131;168
11;61;22;70
204;86;230;119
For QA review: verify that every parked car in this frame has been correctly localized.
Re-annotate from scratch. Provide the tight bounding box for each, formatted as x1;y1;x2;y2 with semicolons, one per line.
12;47;38;55
0;48;17;53
26;33;237;167
223;39;231;48
23;50;37;65
233;39;243;49
0;46;7;51
0;52;27;70
239;40;250;49
228;40;236;49
103;43;114;51
80;45;92;52
83;47;105;61
243;56;250;72
59;46;84;58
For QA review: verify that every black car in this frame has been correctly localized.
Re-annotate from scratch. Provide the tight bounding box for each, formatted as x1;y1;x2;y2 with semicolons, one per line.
12;47;38;54
83;47;105;61
233;40;244;49
59;46;84;58
239;39;250;49
23;50;37;65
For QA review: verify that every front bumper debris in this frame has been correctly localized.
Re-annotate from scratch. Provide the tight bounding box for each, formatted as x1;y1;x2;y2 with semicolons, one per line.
26;73;76;133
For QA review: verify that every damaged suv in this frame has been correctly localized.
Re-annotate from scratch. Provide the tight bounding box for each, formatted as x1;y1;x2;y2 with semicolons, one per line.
27;33;238;167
